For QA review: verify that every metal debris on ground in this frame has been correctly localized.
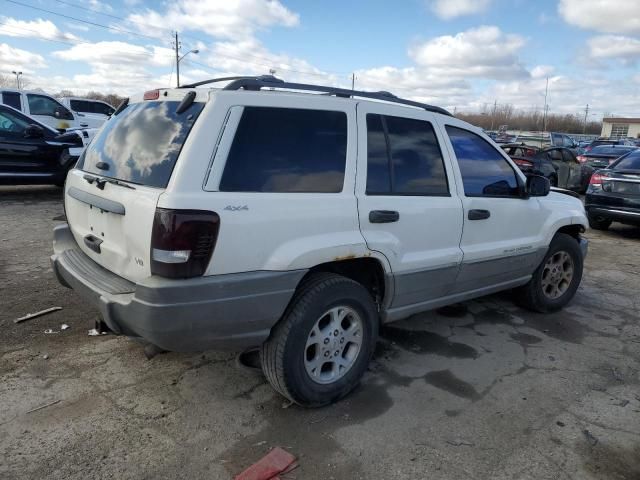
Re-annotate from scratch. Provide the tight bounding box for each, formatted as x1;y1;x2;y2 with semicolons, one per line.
60;324;70;331
88;328;108;336
234;447;297;480
583;429;598;446
43;329;58;334
26;399;61;414
446;439;475;447
14;307;62;324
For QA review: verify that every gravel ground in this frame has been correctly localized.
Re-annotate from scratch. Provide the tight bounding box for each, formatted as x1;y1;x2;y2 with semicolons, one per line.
1;185;639;480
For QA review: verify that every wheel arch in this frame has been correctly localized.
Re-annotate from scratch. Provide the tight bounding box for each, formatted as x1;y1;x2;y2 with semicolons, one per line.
295;256;391;312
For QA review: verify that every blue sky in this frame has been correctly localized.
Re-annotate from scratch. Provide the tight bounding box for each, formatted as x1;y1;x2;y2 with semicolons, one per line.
1;0;639;118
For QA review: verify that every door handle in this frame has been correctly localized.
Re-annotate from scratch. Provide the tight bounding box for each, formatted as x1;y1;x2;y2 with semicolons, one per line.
468;209;491;220
369;210;400;223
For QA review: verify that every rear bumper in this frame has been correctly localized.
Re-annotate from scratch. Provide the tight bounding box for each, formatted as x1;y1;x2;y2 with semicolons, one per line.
585;205;640;226
51;223;306;352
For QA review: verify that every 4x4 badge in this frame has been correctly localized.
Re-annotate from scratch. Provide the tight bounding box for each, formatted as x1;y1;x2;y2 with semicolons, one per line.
224;205;249;211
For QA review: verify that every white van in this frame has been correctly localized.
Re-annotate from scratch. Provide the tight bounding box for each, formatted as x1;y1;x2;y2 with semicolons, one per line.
58;97;115;128
0;89;89;131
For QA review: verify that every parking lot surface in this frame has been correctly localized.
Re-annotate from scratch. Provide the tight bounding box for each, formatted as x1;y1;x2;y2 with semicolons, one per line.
1;186;639;480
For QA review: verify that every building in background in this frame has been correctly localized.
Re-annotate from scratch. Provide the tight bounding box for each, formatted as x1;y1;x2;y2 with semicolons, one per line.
601;117;640;138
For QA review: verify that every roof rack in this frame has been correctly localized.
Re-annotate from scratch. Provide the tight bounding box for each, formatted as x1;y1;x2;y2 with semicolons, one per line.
179;75;452;116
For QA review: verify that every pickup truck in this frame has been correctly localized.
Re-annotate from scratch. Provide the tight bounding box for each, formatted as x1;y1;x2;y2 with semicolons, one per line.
0;88;90;131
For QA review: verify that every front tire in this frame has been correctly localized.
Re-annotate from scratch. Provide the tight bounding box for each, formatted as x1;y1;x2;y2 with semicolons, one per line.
260;273;378;407
588;214;612;230
517;233;584;313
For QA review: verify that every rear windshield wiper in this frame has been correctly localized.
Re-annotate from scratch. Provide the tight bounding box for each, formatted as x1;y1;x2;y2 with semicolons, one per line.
83;173;136;190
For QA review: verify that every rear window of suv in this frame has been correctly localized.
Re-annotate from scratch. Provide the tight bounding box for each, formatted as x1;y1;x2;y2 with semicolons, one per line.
219;107;347;193
78;100;204;188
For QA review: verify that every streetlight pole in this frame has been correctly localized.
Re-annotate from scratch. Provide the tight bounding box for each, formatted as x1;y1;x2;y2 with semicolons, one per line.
175;44;199;87
542;77;549;133
12;71;22;89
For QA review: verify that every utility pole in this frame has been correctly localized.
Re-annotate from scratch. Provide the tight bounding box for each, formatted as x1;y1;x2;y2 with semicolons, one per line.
351;73;355;91
542;77;549;133
583;104;589;134
174;32;181;88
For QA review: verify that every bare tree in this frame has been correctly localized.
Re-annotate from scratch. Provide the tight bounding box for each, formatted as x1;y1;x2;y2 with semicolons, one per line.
0;73;13;87
456;103;602;134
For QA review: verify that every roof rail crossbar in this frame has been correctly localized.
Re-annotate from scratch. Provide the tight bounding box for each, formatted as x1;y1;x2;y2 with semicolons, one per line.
223;77;452;116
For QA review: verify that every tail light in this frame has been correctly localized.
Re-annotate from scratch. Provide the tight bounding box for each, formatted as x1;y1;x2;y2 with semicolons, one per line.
577;155;587;163
514;159;533;167
589;172;607;186
151;208;220;278
144;89;160;100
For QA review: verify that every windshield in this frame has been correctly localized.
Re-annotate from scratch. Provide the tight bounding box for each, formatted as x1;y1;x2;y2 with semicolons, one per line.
589;146;636;156
78;100;204;188
612;151;640;170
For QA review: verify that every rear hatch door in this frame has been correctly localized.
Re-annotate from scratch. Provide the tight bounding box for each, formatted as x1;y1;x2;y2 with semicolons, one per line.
64;97;205;282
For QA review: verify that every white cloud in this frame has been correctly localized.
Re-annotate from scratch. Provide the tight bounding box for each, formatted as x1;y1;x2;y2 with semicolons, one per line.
203;38;338;83
125;0;299;40
531;65;555;78
0;17;80;42
588;35;640;63
558;0;640;34
0;42;46;73
408;26;528;79
53;41;174;67
428;0;492;19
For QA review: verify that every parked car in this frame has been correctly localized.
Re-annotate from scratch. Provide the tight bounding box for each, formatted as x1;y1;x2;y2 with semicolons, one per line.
58;97;115;128
513;132;579;151
585;149;640;230
507;146;593;193
577;145;638;169
0;103;95;186
0;88;89;131
500;143;540;158
51;76;588;407
583;138;632;153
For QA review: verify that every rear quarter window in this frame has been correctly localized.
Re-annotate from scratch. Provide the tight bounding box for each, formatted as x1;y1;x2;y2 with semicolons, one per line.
219;107;347;193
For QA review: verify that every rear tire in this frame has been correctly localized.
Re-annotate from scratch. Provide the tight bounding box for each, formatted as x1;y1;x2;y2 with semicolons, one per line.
588;214;612;230
517;233;583;313
260;273;378;407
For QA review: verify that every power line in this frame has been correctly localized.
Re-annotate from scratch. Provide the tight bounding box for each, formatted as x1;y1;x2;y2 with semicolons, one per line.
0;22;173;60
42;0;348;78
4;0;161;41
4;0;342;79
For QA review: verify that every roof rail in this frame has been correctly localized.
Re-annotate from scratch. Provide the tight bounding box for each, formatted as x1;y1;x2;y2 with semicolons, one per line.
180;75;452;116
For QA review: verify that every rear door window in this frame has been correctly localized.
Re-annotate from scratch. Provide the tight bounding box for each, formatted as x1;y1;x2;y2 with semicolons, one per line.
70;99;89;113
2;92;22;111
92;102;114;115
561;149;577;163
365;113;449;195
79;100;204;188
446;126;520;197
220;107;347;193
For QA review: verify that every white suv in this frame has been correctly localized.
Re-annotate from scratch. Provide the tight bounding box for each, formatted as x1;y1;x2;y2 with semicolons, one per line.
51;76;588;406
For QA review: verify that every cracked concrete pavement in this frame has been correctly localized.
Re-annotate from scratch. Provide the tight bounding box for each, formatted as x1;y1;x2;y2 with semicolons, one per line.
1;185;639;479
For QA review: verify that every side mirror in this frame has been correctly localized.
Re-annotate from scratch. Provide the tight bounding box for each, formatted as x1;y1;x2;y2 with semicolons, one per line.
526;175;550;197
24;124;45;139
